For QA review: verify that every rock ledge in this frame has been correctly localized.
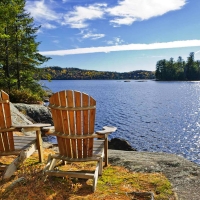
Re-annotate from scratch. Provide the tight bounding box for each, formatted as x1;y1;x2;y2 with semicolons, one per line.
108;150;200;200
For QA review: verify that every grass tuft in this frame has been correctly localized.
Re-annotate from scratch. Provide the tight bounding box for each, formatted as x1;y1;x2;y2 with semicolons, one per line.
0;149;176;200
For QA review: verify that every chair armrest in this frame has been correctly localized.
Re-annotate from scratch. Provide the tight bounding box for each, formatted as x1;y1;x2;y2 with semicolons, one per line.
40;125;117;136
41;126;55;134
96;126;117;167
12;123;51;128
0;127;18;133
96;126;117;135
12;123;51;132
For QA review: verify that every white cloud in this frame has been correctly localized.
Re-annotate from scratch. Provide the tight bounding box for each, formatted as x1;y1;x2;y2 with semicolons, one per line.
79;30;105;40
107;0;187;26
36;29;43;34
107;37;124;45
53;40;60;44
26;0;187;29
26;0;62;22
40;40;200;56
62;4;107;28
42;23;57;29
83;33;105;40
110;17;136;26
195;50;200;54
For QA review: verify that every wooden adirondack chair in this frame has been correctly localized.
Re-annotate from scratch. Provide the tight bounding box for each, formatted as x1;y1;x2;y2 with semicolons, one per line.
44;90;117;191
0;90;51;179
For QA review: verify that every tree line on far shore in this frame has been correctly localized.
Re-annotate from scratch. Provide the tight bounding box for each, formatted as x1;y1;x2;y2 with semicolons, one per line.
40;67;155;80
155;52;200;81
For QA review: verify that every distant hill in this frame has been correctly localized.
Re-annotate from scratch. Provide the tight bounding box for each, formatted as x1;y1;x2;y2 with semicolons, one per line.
40;66;155;80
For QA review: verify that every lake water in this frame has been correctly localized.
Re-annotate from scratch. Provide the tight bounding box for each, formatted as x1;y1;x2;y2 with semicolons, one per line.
42;80;200;165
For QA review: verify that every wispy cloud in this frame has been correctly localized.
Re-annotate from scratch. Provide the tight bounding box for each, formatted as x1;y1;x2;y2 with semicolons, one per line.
42;23;57;29
40;40;200;56
107;0;187;26
26;0;61;22
79;30;105;40
61;0;187;28
82;33;105;40
26;0;187;29
53;40;60;44
107;37;124;45
62;4;107;28
195;50;200;54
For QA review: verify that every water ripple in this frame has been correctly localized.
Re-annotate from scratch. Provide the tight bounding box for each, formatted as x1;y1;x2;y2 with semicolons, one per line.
43;80;200;165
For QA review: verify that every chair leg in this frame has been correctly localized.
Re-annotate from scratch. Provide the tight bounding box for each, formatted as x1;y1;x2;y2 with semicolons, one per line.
104;137;108;166
36;130;43;163
44;154;58;173
49;158;57;170
2;151;25;179
99;157;103;176
93;162;99;192
43;154;52;173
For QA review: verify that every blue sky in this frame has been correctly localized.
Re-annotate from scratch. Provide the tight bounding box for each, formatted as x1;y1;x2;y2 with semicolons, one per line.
26;0;200;72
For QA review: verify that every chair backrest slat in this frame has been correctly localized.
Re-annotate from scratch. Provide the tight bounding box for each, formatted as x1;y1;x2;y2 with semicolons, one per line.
0;90;14;152
82;93;89;158
0;100;5;151
49;90;96;159
59;90;71;157
67;90;77;158
88;96;96;156
49;92;65;156
74;91;82;158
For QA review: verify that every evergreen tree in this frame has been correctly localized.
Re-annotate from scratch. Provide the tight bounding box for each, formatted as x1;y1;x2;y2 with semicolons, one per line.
167;58;174;80
155;59;167;80
155;52;200;81
185;52;199;80
176;56;185;80
0;0;50;101
0;0;20;90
